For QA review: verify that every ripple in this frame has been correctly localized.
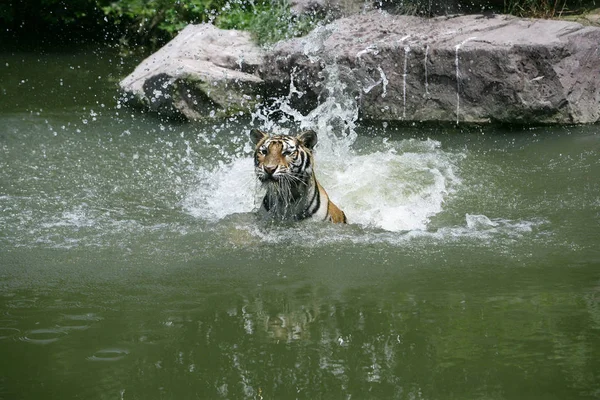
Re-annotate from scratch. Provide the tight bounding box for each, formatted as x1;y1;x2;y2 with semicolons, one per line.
0;327;20;340
58;323;90;331
87;348;129;362
6;298;37;309
20;328;67;344
62;312;103;322
57;312;102;331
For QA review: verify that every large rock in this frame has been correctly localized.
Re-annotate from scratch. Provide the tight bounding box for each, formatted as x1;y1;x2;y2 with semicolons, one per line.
120;24;265;120
263;12;600;124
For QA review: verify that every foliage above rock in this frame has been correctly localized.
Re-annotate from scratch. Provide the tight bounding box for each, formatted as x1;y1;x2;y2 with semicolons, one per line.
2;0;597;49
101;0;323;48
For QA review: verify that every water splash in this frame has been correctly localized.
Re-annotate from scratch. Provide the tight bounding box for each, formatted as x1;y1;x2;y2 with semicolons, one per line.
362;67;388;98
0;45;575;253
378;66;388;98
183;157;257;221
356;44;379;59
261;63;359;156
303;24;335;61
402;45;411;119
325;139;460;231
454;37;477;124
182;61;462;232
424;44;430;96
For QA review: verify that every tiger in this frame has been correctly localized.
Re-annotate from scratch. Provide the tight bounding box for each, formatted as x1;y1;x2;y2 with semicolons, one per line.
250;128;347;223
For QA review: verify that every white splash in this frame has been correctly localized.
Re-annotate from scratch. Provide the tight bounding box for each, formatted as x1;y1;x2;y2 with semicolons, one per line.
287;67;304;99
321;139;460;231
303;24;334;60
424;44;430;95
363;80;380;94
356;44;379;59
402;45;411;119
378;66;388;98
454;37;477;124
283;63;359;156
466;214;498;230
183;59;462;232
362;66;388;98
183;157;257;221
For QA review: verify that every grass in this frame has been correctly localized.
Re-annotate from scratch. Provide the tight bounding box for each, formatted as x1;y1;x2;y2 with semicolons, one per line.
216;0;323;46
504;0;570;18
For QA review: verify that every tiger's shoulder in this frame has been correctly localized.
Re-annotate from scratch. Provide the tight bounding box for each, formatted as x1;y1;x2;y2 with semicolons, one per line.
315;181;347;224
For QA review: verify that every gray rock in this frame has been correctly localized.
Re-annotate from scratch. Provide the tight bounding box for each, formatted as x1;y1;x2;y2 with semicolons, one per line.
263;12;600;124
119;24;265;119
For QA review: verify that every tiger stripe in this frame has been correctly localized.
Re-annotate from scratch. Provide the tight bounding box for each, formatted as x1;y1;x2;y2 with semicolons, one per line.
250;129;346;224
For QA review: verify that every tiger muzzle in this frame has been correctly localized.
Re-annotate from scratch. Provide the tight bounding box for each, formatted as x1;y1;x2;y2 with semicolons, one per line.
259;165;280;182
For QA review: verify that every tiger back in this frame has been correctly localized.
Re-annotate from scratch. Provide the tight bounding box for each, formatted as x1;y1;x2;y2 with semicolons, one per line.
250;129;346;224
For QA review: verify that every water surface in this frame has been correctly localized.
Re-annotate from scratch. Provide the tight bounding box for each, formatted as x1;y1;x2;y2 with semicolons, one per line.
1;47;599;399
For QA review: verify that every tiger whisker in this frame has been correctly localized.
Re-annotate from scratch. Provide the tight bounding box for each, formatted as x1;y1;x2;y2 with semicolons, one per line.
288;173;309;186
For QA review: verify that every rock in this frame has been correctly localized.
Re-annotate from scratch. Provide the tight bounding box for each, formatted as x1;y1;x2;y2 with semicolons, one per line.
263;12;600;124
119;24;265;120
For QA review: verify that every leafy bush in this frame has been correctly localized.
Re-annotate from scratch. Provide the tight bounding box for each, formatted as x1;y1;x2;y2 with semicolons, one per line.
216;1;322;45
101;0;323;48
100;0;220;47
2;0;596;50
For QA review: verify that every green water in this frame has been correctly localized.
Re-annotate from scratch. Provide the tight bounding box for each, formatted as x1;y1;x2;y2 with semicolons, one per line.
1;48;599;400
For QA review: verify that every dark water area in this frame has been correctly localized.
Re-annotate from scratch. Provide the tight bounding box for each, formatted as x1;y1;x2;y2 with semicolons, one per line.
1;47;600;399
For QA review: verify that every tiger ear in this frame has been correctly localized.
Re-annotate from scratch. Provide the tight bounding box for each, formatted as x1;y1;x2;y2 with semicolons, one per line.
250;129;268;145
297;130;317;150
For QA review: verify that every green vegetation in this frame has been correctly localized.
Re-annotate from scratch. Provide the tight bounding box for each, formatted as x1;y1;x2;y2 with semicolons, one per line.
504;0;574;17
0;0;596;50
1;0;322;50
214;1;322;45
100;0;323;47
109;0;322;47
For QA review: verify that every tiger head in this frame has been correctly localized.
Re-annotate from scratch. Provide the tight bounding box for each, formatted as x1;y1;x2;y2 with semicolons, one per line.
250;128;347;223
250;129;317;184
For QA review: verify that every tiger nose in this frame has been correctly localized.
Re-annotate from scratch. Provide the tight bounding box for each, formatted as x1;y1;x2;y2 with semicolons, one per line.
264;165;277;175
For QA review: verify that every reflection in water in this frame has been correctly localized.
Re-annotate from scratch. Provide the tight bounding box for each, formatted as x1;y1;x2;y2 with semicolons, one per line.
132;284;600;398
1;245;600;399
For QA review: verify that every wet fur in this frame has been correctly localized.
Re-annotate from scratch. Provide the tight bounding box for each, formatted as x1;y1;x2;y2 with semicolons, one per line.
251;129;346;223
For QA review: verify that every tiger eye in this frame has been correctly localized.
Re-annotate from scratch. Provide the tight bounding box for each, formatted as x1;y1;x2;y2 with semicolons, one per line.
282;146;297;157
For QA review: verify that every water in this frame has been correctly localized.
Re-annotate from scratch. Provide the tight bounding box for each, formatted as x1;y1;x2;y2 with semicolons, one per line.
1;47;600;399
